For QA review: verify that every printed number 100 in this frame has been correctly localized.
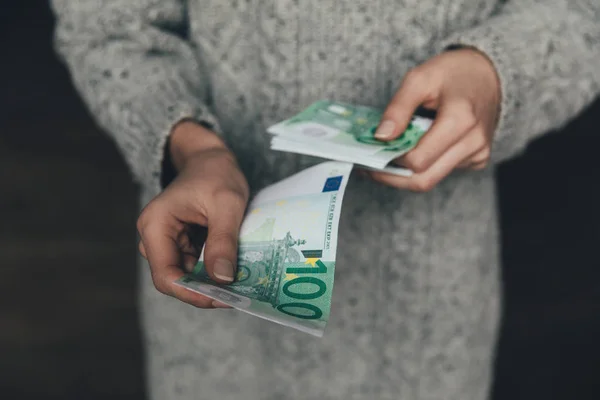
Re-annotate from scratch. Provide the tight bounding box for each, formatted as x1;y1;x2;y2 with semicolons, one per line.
276;260;328;320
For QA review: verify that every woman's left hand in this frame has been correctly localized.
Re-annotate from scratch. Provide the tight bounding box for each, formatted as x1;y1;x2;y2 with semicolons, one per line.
367;48;501;192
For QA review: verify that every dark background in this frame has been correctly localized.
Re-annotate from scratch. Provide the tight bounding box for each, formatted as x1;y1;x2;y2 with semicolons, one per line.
1;3;599;400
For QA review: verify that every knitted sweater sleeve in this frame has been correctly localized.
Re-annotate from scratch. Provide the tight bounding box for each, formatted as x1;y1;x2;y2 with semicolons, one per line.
50;0;220;190
440;0;600;163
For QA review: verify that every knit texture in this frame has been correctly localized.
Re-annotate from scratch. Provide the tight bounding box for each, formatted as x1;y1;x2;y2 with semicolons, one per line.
51;1;600;399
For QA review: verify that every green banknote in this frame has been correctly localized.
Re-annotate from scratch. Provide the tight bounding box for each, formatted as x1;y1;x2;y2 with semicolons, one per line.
268;100;433;170
175;162;353;337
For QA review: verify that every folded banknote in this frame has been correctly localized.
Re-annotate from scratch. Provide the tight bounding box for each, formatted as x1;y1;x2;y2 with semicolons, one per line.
175;161;353;337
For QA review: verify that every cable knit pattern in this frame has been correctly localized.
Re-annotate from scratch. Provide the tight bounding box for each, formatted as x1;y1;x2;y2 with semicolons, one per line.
51;1;600;399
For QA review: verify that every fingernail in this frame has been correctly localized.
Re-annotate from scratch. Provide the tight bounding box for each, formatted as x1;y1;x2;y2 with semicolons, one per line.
184;259;198;272
213;258;234;282
374;120;396;140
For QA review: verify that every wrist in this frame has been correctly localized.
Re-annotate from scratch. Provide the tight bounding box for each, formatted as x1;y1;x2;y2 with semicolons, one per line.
457;47;501;99
465;47;502;128
169;120;227;171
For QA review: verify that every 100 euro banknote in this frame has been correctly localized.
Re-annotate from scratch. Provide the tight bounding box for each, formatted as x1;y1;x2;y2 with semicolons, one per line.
268;100;433;171
175;162;353;337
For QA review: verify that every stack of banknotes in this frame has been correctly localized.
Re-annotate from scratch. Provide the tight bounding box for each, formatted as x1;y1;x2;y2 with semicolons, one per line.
177;101;432;336
268;100;433;177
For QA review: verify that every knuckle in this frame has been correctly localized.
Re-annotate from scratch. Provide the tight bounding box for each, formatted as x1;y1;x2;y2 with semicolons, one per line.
152;277;169;296
136;211;149;233
470;124;488;141
412;177;435;193
136;221;144;236
452;100;477;129
136;201;165;233
139;218;162;240
461;128;487;155
480;146;491;159
470;146;491;164
475;151;491;164
403;152;429;173
460;142;479;161
138;241;147;256
472;131;488;150
473;159;489;168
214;189;247;211
462;114;477;132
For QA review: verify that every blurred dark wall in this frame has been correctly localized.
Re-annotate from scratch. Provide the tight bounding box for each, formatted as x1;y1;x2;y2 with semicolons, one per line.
1;2;599;400
1;3;144;400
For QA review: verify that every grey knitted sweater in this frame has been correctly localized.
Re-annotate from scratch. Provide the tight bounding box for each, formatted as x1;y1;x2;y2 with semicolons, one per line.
52;1;600;399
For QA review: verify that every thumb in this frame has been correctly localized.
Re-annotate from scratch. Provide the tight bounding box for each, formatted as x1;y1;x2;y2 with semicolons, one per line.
202;194;246;283
375;68;436;141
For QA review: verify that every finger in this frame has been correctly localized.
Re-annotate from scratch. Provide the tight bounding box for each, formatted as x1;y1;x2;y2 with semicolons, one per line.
375;68;438;141
457;144;491;169
182;252;200;273
212;300;233;309
457;159;473;169
140;213;214;308
368;135;476;192
202;192;247;284
171;284;216;309
177;230;202;272
458;158;489;171
469;161;488;171
138;240;147;259
400;98;478;173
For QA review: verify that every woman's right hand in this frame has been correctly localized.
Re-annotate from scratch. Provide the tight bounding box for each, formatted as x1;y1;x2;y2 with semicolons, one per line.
137;121;249;308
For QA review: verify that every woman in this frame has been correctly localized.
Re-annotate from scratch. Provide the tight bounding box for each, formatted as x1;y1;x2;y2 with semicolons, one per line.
51;1;599;399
